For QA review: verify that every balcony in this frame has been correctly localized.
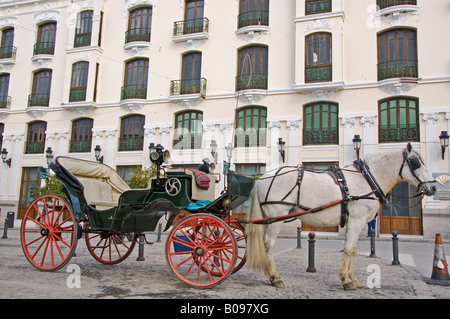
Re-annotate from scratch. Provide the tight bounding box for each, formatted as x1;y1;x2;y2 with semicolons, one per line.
236;74;268;91
25;141;45;154
303;128;338;145
0;46;16;60
125;28;151;44
28;94;50;107
69;88;87;102
74;33;92;48
121;85;147;100
305;0;332;15
305;65;332;83
69;139;92;153
237;11;269;29
173;18;209;37
118;137;144;152
0;96;11;109
170;78;206;96
379;125;419;143
377;0;417;10
378;60;418;81
33;42;55;55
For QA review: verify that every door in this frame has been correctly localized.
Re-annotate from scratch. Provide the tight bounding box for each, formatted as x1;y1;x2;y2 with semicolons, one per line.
380;182;422;235
18;167;41;219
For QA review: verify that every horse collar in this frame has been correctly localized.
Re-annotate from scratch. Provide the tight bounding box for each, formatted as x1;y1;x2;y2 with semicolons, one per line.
353;160;388;206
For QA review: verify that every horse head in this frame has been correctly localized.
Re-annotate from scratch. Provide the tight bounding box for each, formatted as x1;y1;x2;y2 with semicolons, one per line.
399;143;436;196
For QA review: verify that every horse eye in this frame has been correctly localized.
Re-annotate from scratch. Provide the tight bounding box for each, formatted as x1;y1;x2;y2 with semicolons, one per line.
410;158;421;170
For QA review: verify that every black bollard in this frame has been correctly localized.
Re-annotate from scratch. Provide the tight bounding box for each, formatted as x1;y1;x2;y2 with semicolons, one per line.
296;226;302;249
391;230;401;265
369;228;377;258
156;222;162;242
2;217;8;239
306;232;316;273
136;233;145;261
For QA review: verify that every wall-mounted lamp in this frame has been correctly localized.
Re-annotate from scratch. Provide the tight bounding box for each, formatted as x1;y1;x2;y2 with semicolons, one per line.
210;140;217;163
277;138;286;163
1;148;11;167
225;143;233;162
439;131;449;160
45;147;54;166
94;145;103;164
352;134;362;160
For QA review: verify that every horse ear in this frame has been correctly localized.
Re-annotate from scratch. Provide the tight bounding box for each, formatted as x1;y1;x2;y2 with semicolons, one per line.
407;142;412;153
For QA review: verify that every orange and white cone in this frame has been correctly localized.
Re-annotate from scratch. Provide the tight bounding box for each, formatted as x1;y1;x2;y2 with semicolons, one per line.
426;233;450;286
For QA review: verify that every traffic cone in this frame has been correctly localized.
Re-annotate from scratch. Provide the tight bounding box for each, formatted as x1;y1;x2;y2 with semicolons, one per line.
426;233;450;286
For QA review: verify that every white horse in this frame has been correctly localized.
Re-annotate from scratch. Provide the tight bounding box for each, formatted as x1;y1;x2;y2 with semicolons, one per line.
246;143;436;290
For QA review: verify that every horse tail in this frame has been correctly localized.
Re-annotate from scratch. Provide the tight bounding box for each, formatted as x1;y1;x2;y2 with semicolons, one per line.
246;185;271;276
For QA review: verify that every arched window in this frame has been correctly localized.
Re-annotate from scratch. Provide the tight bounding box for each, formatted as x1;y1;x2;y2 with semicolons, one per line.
305;32;332;83
119;114;145;151
303;102;338;145
122;58;149;100
34;22;56;55
173;110;203;149
70;118;93;153
238;0;269;28
0;73;10;108
235;106;267;147
126;6;152;43
236;45;268;91
74;10;93;47
26;121;47;154
29;69;52;106
69;61;89;102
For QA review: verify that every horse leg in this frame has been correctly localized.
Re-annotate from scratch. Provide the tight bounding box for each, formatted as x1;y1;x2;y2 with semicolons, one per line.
339;221;364;290
264;222;285;288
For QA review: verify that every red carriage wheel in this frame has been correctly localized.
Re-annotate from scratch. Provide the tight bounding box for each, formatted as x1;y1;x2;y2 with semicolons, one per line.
21;194;78;271
165;214;237;288
229;222;246;273
85;230;136;264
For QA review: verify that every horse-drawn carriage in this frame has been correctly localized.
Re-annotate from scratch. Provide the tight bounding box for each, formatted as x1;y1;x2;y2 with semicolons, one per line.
20;144;254;288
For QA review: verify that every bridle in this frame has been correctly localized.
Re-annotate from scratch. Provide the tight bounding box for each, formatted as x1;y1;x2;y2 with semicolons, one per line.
398;149;436;193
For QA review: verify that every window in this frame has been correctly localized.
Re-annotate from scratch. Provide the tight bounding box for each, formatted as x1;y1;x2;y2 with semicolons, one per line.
122;58;148;100
126;7;152;43
29;69;52;107
303;102;338;145
238;0;269;28
69;62;89;102
377;0;416;10
74;10;93;47
379;97;419;143
0;123;4;150
173;110;203;150
70;118;93;153
235;106;267;147
34;22;57;55
236;45;268;91
305;0;332;15
25;121;46;154
0;73;10;108
119;115;145;151
0;28;15;59
377;28;417;81
117;165;141;186
305;32;332;82
184;0;206;34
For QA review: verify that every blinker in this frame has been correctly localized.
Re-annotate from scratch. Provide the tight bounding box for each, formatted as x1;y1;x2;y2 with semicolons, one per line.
409;157;421;171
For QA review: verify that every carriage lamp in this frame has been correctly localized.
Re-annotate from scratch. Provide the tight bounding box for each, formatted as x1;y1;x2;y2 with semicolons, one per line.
277;138;286;163
1;148;11;167
94;145;103;164
45;147;54;166
210;140;217;163
439;131;449;160
352;134;362;160
150;144;165;179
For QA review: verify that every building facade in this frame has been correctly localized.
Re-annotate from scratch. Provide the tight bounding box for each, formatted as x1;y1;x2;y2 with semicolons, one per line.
0;0;449;238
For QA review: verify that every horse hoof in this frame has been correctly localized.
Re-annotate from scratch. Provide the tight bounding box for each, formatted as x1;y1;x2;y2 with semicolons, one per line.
343;282;356;290
271;279;285;289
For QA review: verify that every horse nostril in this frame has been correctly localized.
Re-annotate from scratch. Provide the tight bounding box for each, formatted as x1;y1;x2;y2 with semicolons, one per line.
432;186;436;193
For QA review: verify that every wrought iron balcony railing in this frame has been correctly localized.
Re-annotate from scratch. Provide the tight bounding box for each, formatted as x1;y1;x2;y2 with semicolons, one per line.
0;96;11;109
303;128;338;145
305;65;332;83
33;42;55;55
377;60;418;81
28;94;50;107
236;74;268;91
121;85;147;100
170;78;207;96
118;137;144;151
125;28;151;43
25;141;45;154
74;33;92;47
69;88;87;102
377;0;417;10
305;0;332;15
237;11;269;29
379;125;419;143
0;46;16;60
69;139;92;153
173;18;209;36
